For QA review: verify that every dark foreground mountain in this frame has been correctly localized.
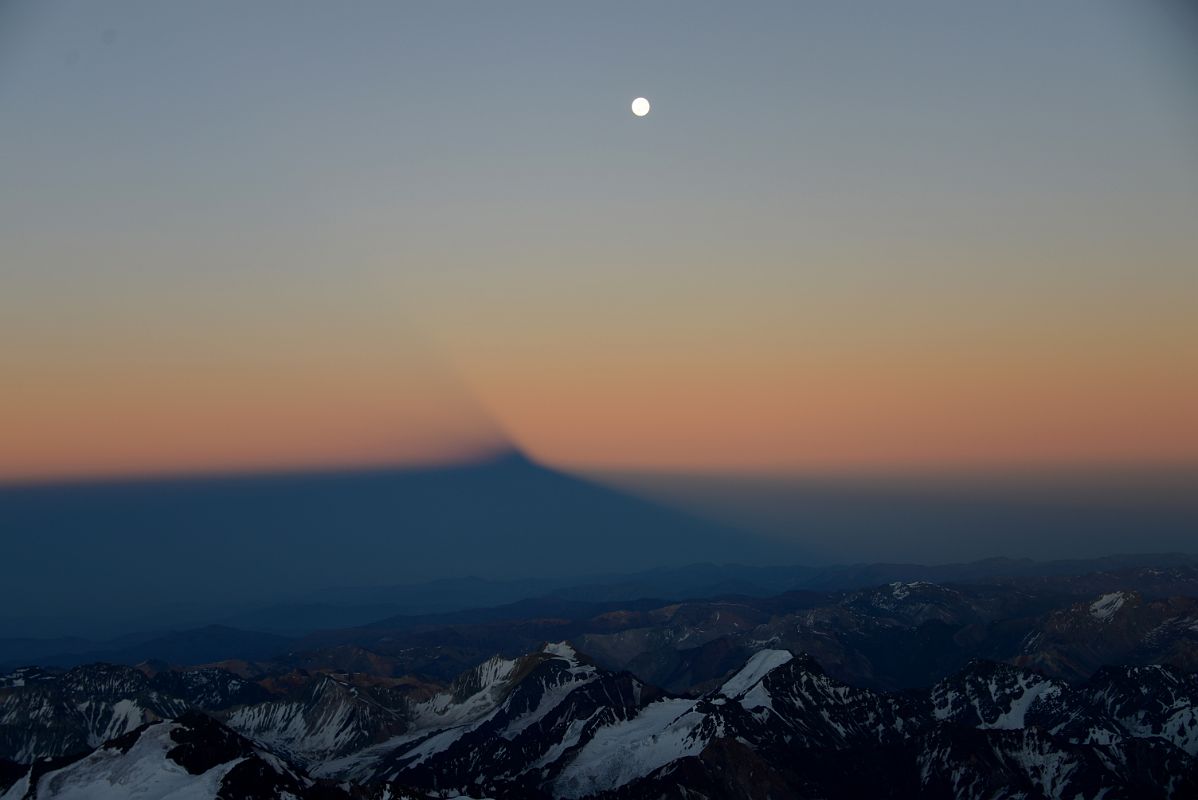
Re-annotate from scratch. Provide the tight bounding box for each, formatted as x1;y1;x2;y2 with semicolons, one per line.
3;642;1197;799
0;711;433;800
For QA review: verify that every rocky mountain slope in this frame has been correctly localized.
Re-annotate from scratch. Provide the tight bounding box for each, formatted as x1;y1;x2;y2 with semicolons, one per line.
2;640;1196;799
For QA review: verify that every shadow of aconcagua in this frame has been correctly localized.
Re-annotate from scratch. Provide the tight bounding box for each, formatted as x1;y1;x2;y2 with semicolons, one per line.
0;450;789;638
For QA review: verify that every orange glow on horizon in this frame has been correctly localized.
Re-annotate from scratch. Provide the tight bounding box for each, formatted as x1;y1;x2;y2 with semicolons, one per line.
6;305;1193;483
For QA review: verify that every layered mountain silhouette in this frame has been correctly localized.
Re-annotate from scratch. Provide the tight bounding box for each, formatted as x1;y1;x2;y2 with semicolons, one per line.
0;450;790;637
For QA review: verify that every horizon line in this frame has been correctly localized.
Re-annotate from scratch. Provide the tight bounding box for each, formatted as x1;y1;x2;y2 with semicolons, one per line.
4;447;1198;491
0;444;537;491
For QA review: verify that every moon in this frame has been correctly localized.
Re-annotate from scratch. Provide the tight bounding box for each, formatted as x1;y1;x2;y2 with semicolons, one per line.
630;97;651;117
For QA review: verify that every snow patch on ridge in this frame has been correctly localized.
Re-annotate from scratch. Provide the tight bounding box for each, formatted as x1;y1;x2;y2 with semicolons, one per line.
719;649;793;698
553;650;800;798
413;656;519;729
1089;592;1127;622
543;641;581;664
0;722;238;800
552;698;703;799
985;680;1062;730
889;581;932;600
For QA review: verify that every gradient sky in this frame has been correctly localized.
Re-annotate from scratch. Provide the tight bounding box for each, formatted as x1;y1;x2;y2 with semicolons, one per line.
2;0;1197;481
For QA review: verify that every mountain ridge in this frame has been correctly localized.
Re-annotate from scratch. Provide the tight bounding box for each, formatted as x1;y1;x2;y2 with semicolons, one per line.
3;644;1196;799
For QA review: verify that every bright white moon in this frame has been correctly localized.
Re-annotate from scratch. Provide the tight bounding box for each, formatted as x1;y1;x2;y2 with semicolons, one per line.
631;97;651;117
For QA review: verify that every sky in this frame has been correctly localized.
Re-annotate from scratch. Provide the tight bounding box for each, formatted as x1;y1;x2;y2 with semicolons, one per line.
2;0;1197;482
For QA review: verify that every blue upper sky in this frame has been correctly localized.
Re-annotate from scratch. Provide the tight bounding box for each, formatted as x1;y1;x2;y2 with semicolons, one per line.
2;1;1197;479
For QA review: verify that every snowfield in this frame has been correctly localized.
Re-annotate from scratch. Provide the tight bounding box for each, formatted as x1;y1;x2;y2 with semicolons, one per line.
1089;592;1129;622
0;723;237;800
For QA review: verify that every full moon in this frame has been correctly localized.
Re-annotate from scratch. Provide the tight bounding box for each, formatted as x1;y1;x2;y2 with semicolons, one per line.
630;97;651;117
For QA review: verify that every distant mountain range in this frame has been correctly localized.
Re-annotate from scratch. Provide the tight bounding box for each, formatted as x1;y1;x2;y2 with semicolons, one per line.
4;552;1197;672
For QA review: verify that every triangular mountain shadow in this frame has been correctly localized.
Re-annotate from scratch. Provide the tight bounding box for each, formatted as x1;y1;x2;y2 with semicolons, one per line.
0;448;796;629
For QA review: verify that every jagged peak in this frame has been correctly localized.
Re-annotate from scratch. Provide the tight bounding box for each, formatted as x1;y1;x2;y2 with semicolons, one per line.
449;654;520;702
1087;661;1186;687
